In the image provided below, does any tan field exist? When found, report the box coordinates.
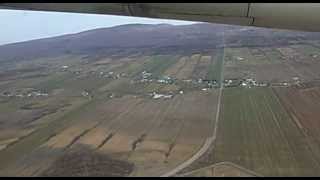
[176,55,200,80]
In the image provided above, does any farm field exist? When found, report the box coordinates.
[3,45,320,176]
[273,82,320,166]
[3,22,320,177]
[0,51,221,176]
[183,87,320,176]
[0,89,219,177]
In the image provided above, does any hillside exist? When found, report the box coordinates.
[1,23,320,63]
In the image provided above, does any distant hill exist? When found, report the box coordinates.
[1,23,320,62]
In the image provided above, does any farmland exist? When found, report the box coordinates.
[273,83,320,167]
[181,87,320,176]
[0,51,221,176]
[214,87,320,176]
[2,23,320,177]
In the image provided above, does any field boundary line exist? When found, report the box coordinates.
[178,161,263,177]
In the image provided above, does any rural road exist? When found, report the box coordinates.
[160,32,225,177]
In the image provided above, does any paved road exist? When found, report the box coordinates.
[160,32,225,177]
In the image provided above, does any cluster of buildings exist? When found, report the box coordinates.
[157,76,174,84]
[142,71,152,79]
[239,78,268,88]
[63,64,128,80]
[138,71,175,85]
[223,78,268,88]
[182,78,219,89]
[201,79,218,88]
[139,71,153,83]
[101,71,128,79]
[1,88,49,98]
[270,77,301,87]
[27,91,49,97]
[221,77,302,88]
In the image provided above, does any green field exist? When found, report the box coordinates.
[213,87,320,176]
[207,49,224,86]
[143,55,179,78]
[0,98,96,171]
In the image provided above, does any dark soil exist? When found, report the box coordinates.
[40,146,134,177]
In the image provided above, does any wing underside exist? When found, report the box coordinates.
[1,3,320,32]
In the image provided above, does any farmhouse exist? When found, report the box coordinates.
[241,82,248,87]
[224,79,233,86]
[151,92,173,99]
[16,94,24,98]
[292,76,299,81]
[236,56,244,60]
[81,91,89,97]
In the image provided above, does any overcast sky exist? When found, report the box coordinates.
[0,9,195,46]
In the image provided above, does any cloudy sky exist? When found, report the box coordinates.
[0,9,195,46]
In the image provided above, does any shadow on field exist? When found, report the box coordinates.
[40,144,134,177]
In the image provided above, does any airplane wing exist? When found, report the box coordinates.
[1,3,320,32]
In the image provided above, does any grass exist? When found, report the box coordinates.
[264,48,285,62]
[0,96,106,172]
[34,72,75,91]
[0,53,212,176]
[213,87,320,176]
[291,44,320,57]
[207,49,224,86]
[143,55,179,78]
[120,60,148,78]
